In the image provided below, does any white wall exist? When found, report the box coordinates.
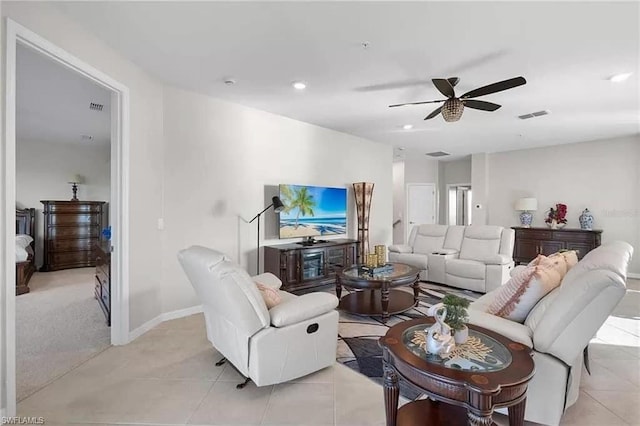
[485,135,640,274]
[438,157,472,223]
[471,153,489,225]
[1,2,165,333]
[16,139,110,267]
[392,162,405,244]
[160,86,393,313]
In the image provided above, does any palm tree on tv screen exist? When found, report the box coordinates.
[284,186,316,229]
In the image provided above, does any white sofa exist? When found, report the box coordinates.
[468,241,633,425]
[178,245,339,387]
[388,224,515,293]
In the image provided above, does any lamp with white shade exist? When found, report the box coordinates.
[68,174,84,201]
[514,197,537,227]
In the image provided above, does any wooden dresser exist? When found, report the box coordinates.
[95,242,111,326]
[264,239,358,292]
[40,200,106,272]
[512,227,602,264]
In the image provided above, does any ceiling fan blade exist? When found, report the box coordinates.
[460,76,527,99]
[424,106,443,120]
[447,77,460,87]
[463,99,502,111]
[432,78,455,98]
[388,99,446,108]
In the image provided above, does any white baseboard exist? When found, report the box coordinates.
[628,273,640,280]
[128,305,203,342]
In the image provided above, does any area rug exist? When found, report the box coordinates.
[335,282,481,399]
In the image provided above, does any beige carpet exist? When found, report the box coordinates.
[16,267,111,401]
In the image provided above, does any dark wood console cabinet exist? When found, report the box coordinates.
[95,242,111,326]
[41,200,106,271]
[264,239,358,292]
[512,227,602,265]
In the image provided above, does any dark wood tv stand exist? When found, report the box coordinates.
[264,239,358,292]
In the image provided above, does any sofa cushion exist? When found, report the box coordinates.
[524,287,561,331]
[468,309,533,348]
[269,292,338,327]
[459,226,503,261]
[446,259,486,279]
[412,224,448,255]
[486,261,563,323]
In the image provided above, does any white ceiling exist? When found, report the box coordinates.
[17,43,111,146]
[54,1,639,158]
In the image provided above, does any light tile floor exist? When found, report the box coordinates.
[18,279,640,425]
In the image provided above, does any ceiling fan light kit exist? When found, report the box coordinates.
[442,98,464,122]
[389,76,527,123]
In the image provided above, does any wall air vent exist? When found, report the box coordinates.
[426,151,450,157]
[518,110,550,120]
[89,102,104,111]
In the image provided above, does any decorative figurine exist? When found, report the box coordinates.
[425,303,456,356]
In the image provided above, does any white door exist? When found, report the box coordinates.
[406,183,436,242]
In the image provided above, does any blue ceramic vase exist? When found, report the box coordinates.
[579,209,594,230]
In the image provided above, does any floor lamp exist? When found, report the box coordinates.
[250,196,285,275]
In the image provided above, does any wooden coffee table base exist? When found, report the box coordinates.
[396,399,497,426]
[338,289,417,323]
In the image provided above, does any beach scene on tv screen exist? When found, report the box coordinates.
[279,185,347,238]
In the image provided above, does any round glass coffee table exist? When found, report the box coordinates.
[336,263,421,323]
[379,318,535,426]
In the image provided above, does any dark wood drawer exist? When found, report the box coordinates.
[47,214,101,226]
[515,229,552,240]
[47,250,95,270]
[49,238,99,252]
[49,226,100,239]
[45,202,104,213]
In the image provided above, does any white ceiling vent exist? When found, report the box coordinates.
[426,151,450,157]
[518,110,550,120]
[89,102,104,111]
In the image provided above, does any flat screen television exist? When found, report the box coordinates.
[278,184,347,239]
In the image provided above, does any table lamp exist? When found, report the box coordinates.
[514,197,537,227]
[68,174,84,201]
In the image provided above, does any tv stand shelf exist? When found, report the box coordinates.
[264,239,358,292]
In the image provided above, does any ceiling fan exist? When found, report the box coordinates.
[389,76,527,122]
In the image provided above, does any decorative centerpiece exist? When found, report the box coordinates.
[442,294,470,344]
[425,303,455,356]
[579,208,594,230]
[545,203,568,229]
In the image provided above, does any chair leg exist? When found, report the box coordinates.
[215,357,226,367]
[237,377,251,389]
[583,346,591,375]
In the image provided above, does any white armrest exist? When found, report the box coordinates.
[388,244,412,254]
[468,310,533,348]
[269,293,338,328]
[252,272,282,290]
[481,254,512,265]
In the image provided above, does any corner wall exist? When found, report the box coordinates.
[160,86,393,313]
[475,135,640,274]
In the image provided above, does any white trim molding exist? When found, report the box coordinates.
[3,18,131,415]
[129,306,204,342]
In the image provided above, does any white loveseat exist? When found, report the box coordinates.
[468,241,633,425]
[178,245,339,387]
[388,224,515,293]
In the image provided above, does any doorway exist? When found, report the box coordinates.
[447,184,472,226]
[3,19,130,415]
[405,183,436,241]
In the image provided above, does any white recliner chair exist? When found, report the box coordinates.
[178,245,339,387]
[468,241,633,425]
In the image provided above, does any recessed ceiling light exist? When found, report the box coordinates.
[223,78,237,85]
[609,72,632,83]
[402,124,413,130]
[398,147,406,151]
[292,81,307,90]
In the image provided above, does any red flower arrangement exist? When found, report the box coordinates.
[545,203,568,224]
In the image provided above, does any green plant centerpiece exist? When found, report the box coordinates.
[442,294,470,344]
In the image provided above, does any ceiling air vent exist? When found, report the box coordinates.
[518,110,550,120]
[426,151,450,158]
[89,102,104,111]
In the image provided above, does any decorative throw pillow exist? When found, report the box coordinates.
[549,250,579,270]
[255,281,281,309]
[486,261,563,323]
